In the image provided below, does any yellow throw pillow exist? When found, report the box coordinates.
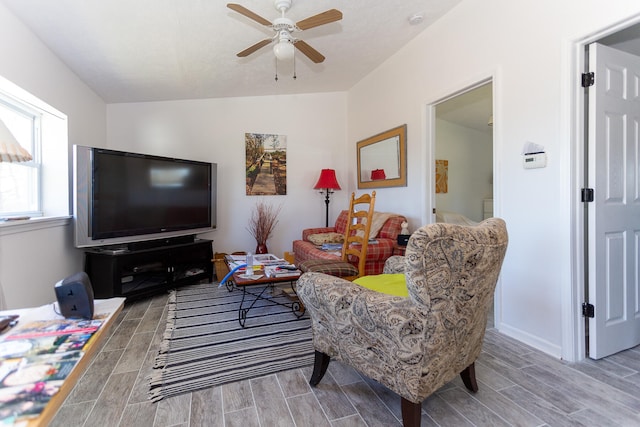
[307,232,344,246]
[353,274,408,297]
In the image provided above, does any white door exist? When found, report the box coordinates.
[587,43,640,359]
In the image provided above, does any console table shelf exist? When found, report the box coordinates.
[84,239,213,299]
[0,298,125,426]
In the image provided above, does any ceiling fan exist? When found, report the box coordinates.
[227,0,343,64]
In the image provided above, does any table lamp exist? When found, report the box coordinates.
[313,169,341,227]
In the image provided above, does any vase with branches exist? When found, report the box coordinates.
[247,200,282,254]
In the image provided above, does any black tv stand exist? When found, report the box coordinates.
[127,235,195,251]
[84,238,213,299]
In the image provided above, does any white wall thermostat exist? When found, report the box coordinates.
[523,152,547,169]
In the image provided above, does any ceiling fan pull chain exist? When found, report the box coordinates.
[293,54,297,80]
[275,59,279,82]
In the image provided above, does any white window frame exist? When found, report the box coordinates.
[0,95,42,217]
[0,75,69,229]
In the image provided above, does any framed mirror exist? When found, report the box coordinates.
[357,124,407,189]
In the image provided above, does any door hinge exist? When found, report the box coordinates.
[582,302,595,318]
[581,188,594,202]
[582,72,595,87]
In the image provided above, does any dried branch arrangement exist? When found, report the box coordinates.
[247,201,282,244]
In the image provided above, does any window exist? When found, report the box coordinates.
[0,97,41,216]
[0,75,68,221]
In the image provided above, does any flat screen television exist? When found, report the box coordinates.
[73,145,217,248]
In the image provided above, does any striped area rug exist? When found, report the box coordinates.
[149,282,313,401]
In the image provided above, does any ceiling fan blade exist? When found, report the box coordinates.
[237,39,272,57]
[227,3,272,27]
[296,9,342,31]
[294,40,325,63]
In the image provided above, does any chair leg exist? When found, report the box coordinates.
[460,362,478,392]
[401,397,422,427]
[309,351,331,386]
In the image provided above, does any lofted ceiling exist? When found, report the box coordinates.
[1,0,463,104]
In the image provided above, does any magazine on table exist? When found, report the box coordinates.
[252,254,289,266]
[264,265,301,278]
[227,253,289,271]
[0,316,106,423]
[4,315,106,341]
[0,379,64,424]
[0,332,95,359]
[0,351,83,389]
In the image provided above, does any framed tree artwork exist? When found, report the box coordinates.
[245,133,287,195]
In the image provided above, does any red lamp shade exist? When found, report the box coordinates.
[313,169,341,190]
[371,169,386,180]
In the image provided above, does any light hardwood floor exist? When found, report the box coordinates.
[51,291,640,427]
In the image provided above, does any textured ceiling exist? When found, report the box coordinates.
[1,0,463,103]
[437,83,493,134]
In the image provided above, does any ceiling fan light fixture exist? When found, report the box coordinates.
[273,31,295,61]
[273,40,294,61]
[229,2,341,64]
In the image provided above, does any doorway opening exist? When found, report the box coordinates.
[434,83,493,223]
[433,81,494,323]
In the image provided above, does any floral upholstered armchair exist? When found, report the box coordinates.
[296,218,508,427]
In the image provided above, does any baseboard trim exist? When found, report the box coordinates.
[495,322,562,359]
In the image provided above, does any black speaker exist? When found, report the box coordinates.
[54,272,95,320]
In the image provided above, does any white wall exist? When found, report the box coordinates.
[0,0,347,308]
[3,0,640,361]
[435,119,493,222]
[0,5,106,308]
[347,0,640,359]
[106,93,348,258]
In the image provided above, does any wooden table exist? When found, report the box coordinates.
[224,262,304,328]
[0,298,125,426]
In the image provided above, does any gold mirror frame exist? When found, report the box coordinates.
[357,124,407,189]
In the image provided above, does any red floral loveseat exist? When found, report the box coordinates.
[292,210,407,276]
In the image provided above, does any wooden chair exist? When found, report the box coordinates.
[298,191,376,281]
